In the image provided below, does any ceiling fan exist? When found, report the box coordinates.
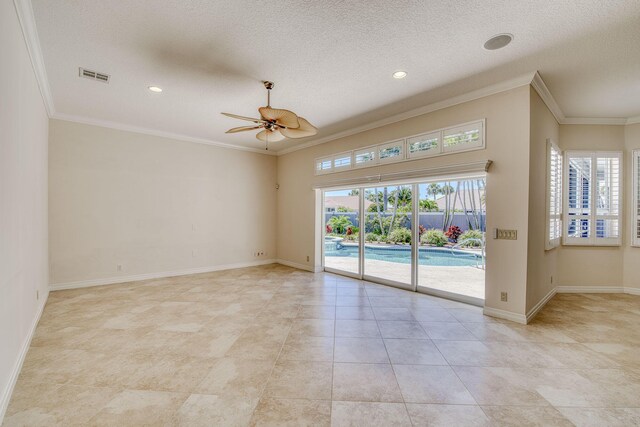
[222,81,318,150]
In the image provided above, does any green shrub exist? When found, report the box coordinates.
[327,216,353,234]
[365,232,380,242]
[421,229,447,247]
[344,232,359,241]
[387,227,412,244]
[419,199,439,212]
[459,230,484,247]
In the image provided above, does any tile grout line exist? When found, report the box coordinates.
[245,275,294,423]
[330,278,338,422]
[364,282,416,426]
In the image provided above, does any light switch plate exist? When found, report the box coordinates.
[495,229,517,240]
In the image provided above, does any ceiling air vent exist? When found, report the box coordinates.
[79,67,110,83]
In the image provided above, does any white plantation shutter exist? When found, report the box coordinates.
[546,140,562,249]
[564,151,622,246]
[633,150,640,247]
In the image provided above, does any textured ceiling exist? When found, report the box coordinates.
[32,0,640,152]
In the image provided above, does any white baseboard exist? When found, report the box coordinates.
[526,287,557,324]
[555,285,625,293]
[521,285,640,325]
[483,307,527,325]
[49,259,277,291]
[275,259,320,273]
[0,294,47,423]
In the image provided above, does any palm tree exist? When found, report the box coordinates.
[427,183,442,201]
[389,187,412,207]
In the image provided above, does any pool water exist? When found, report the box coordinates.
[325,244,483,267]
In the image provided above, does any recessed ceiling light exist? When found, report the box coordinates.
[148,86,163,93]
[392,71,407,79]
[483,33,513,50]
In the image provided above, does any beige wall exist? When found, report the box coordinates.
[49,120,277,286]
[526,88,559,313]
[623,123,640,290]
[557,124,626,287]
[278,86,532,317]
[0,1,50,419]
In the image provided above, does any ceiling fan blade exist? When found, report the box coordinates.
[221,112,266,124]
[279,117,318,139]
[226,125,262,134]
[258,107,300,129]
[256,128,285,142]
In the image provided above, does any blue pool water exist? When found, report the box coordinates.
[325,243,483,267]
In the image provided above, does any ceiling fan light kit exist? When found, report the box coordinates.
[222,81,318,150]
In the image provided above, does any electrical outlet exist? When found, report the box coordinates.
[36,290,39,300]
[495,229,517,240]
[306,255,310,262]
[501,292,508,302]
[117,264,122,271]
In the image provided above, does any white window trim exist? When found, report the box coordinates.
[332,151,353,171]
[314,119,485,175]
[406,130,441,160]
[633,149,640,247]
[545,139,562,250]
[378,139,404,164]
[315,156,333,175]
[442,121,485,153]
[353,147,377,168]
[563,150,622,246]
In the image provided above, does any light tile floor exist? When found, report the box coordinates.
[3,264,640,426]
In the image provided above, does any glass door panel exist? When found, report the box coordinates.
[323,189,360,275]
[363,185,413,287]
[416,178,486,301]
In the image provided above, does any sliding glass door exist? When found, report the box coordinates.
[323,189,360,276]
[322,176,486,304]
[362,185,413,289]
[416,179,486,302]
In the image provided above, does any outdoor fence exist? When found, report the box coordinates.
[325,212,486,233]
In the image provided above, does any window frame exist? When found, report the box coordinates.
[406,130,441,159]
[315,157,333,175]
[332,151,353,171]
[442,121,485,154]
[377,140,404,164]
[353,147,377,168]
[545,139,562,250]
[563,150,622,246]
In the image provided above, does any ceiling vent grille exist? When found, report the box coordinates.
[79,67,110,83]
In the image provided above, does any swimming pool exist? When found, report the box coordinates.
[324,242,483,267]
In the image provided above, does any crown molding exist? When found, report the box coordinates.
[13,0,55,117]
[277,71,538,156]
[52,113,277,156]
[531,71,565,124]
[627,116,640,125]
[561,117,628,125]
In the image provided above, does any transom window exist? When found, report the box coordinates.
[314,119,485,175]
